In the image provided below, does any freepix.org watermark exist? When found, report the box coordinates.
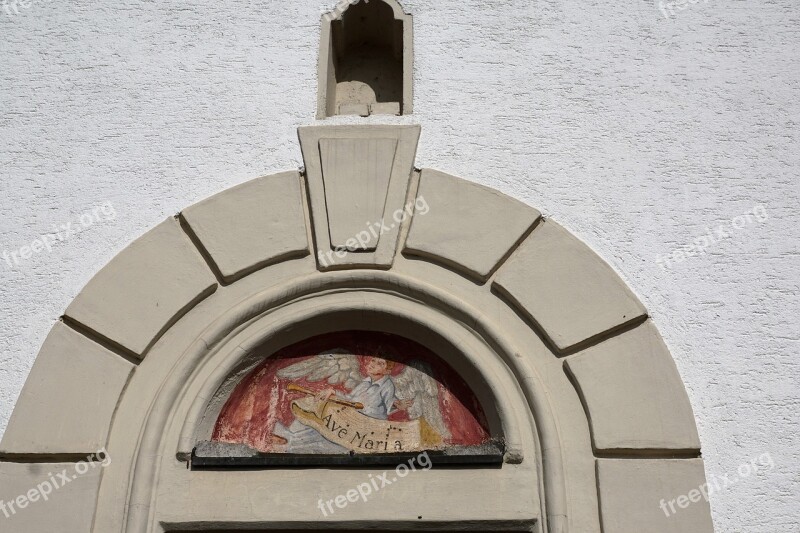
[0,448,112,520]
[656,204,768,270]
[659,452,774,517]
[318,196,429,267]
[317,451,432,517]
[2,201,117,270]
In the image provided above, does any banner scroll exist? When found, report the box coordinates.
[291,397,444,453]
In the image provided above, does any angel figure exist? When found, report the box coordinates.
[271,349,451,453]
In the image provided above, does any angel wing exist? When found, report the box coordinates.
[276,349,362,390]
[393,361,451,440]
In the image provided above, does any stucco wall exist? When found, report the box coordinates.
[0,0,797,531]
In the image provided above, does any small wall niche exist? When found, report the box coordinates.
[318,0,413,118]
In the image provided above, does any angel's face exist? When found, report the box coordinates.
[365,357,389,379]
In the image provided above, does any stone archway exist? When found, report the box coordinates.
[0,125,714,533]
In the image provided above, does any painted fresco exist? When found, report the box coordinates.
[212,331,491,454]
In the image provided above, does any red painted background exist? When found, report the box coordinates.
[212,331,491,452]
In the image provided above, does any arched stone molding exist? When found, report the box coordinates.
[0,125,713,533]
[113,291,543,531]
[176,296,527,459]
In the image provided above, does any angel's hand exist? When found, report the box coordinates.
[315,388,337,402]
[393,398,414,410]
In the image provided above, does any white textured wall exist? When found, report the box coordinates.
[1,0,797,531]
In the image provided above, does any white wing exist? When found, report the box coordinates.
[394,361,451,440]
[276,349,362,390]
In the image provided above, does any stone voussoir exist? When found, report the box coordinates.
[0,321,133,455]
[404,169,540,281]
[597,458,714,533]
[493,220,647,352]
[0,461,104,532]
[181,171,310,282]
[64,217,218,357]
[566,320,701,451]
